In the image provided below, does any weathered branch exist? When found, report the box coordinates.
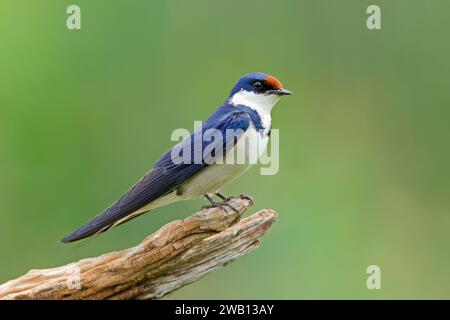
[0,198,278,300]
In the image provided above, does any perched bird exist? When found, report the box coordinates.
[60,73,291,243]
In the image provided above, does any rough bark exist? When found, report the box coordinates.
[0,197,277,300]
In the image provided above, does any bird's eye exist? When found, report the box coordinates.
[253,81,263,89]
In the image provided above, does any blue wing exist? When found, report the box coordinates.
[60,108,252,243]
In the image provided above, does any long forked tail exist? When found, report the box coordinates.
[59,166,187,243]
[60,209,148,243]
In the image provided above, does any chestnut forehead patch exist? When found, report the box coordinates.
[264,76,283,90]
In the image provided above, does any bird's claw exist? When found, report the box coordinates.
[222,202,240,214]
[203,193,248,214]
[239,194,254,205]
[202,202,239,214]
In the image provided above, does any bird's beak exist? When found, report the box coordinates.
[267,88,292,96]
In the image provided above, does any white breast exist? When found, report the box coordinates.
[229,89,279,136]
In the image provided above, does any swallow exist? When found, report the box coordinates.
[60,73,291,243]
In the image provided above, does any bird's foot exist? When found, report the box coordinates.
[201,201,220,210]
[203,194,240,214]
[216,192,253,206]
[201,202,239,214]
[215,192,242,213]
[239,194,254,206]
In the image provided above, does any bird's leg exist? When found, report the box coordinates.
[215,192,241,213]
[239,194,254,206]
[202,194,220,209]
[215,192,231,202]
[202,194,239,214]
[216,192,253,206]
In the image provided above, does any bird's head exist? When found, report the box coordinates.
[228,73,292,113]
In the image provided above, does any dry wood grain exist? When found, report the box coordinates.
[0,197,278,300]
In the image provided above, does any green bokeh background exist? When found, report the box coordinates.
[1,0,449,299]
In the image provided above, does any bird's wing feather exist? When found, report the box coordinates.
[60,110,252,243]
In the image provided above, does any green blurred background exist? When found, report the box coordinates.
[1,0,449,299]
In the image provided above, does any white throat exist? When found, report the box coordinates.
[229,90,279,129]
